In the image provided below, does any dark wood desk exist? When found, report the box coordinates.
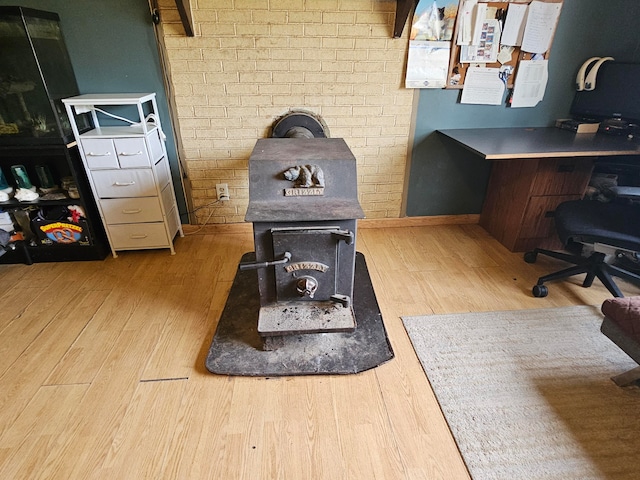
[438,128,640,252]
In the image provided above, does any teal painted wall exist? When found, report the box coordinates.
[406,0,640,216]
[0,0,188,221]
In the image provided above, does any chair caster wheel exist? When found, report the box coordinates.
[524,251,537,263]
[532,285,548,297]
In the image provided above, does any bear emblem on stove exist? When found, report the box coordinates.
[283,164,325,188]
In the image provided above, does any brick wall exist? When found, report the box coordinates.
[156,0,414,224]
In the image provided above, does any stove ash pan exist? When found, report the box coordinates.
[241,138,365,337]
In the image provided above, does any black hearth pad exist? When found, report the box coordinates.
[205,252,394,376]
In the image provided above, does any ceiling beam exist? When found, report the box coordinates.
[175,0,194,37]
[394,0,418,38]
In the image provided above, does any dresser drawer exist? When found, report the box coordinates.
[519,194,582,239]
[81,138,118,169]
[101,197,163,224]
[114,137,151,168]
[148,129,164,163]
[156,157,171,188]
[167,205,180,238]
[81,137,153,169]
[160,182,175,212]
[92,169,157,198]
[108,223,169,249]
[530,158,594,196]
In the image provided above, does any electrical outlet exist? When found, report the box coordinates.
[216,183,230,201]
[74,105,92,114]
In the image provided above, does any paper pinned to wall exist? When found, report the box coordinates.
[460,67,505,105]
[406,1,459,88]
[470,2,488,46]
[460,19,501,63]
[510,60,548,108]
[406,41,451,88]
[501,3,528,47]
[521,1,562,54]
[456,0,478,45]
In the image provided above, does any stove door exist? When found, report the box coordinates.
[271,226,350,303]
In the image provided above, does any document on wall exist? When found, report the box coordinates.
[405,41,451,88]
[521,1,562,54]
[470,2,488,46]
[460,19,501,63]
[460,67,505,105]
[510,60,548,108]
[406,1,458,88]
[501,3,528,47]
[456,0,478,45]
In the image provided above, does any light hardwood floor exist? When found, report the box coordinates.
[1,223,638,479]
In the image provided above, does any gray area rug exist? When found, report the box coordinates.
[403,305,640,480]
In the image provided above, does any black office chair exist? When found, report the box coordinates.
[524,198,640,298]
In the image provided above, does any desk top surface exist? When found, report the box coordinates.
[437,127,640,160]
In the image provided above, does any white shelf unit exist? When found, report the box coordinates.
[62,93,184,257]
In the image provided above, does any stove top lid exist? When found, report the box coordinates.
[245,138,365,222]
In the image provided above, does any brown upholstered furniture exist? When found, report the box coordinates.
[601,296,640,386]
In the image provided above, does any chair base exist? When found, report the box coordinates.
[524,248,640,298]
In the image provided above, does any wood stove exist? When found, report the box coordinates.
[205,135,393,375]
[241,138,365,344]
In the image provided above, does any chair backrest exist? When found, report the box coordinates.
[554,199,640,252]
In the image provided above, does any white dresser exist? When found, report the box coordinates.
[62,93,183,257]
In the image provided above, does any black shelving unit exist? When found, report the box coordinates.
[0,143,109,263]
[0,6,109,263]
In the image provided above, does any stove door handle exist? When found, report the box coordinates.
[331,230,354,245]
[239,251,292,271]
[330,294,351,308]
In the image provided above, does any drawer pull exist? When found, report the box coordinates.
[557,164,575,173]
[87,151,111,156]
[122,209,142,214]
[114,181,136,186]
[119,151,143,156]
[129,234,149,239]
